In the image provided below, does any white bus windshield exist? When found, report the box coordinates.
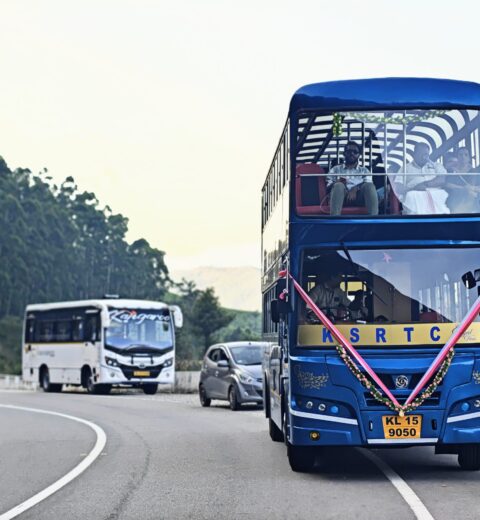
[106,308,173,354]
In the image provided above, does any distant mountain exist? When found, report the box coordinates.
[170,266,261,312]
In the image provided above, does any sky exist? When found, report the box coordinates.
[1,0,479,270]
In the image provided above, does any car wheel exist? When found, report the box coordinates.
[458,444,480,470]
[199,385,211,407]
[287,443,316,472]
[142,384,158,395]
[229,385,240,411]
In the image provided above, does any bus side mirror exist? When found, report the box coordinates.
[462,272,477,289]
[271,299,291,324]
[169,305,183,328]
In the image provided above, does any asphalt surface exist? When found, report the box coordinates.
[0,389,479,520]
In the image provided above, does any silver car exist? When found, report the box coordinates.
[199,341,267,410]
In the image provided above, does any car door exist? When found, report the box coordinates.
[216,347,232,399]
[203,348,219,397]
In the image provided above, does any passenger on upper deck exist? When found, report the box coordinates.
[394,142,449,214]
[445,147,480,213]
[327,141,379,216]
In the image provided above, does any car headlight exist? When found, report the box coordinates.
[105,356,119,367]
[238,371,253,384]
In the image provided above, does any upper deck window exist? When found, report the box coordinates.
[295,109,480,217]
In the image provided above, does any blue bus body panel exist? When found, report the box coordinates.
[288,352,480,447]
[289,77,480,115]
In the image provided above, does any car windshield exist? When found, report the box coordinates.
[298,247,480,347]
[106,308,173,353]
[229,346,263,365]
[295,108,480,217]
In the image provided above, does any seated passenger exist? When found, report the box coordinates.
[394,142,449,214]
[327,141,379,216]
[445,147,480,213]
[307,273,367,323]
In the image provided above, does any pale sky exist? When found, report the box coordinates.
[1,0,478,270]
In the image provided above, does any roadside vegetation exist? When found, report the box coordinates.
[0,157,260,374]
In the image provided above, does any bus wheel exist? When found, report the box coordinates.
[199,385,211,407]
[84,369,100,395]
[287,443,315,472]
[269,418,284,442]
[40,368,62,393]
[458,445,480,470]
[142,384,158,395]
[229,385,240,411]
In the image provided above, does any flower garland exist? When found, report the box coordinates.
[332,113,344,136]
[340,109,446,126]
[336,344,455,415]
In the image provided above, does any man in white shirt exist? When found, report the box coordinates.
[327,141,379,215]
[394,142,449,214]
[403,142,446,189]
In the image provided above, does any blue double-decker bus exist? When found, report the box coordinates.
[262,78,480,472]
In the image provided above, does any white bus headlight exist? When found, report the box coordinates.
[163,358,173,368]
[105,356,119,367]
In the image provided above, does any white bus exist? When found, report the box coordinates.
[22,298,183,395]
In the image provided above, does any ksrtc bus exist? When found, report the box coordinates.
[22,299,183,394]
[261,78,480,471]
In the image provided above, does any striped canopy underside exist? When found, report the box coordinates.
[296,110,480,172]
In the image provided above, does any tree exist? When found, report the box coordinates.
[190,288,234,351]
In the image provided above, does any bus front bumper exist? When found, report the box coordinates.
[289,407,480,447]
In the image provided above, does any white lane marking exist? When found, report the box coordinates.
[0,404,107,520]
[359,449,435,520]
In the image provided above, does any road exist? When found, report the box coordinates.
[0,389,479,520]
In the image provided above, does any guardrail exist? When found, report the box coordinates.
[0,374,37,390]
[0,371,200,393]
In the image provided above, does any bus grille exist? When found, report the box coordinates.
[364,391,441,408]
[118,363,163,380]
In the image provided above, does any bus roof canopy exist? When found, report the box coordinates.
[289,77,480,115]
[26,299,169,313]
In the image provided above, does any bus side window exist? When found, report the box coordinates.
[38,321,54,342]
[56,320,72,342]
[25,318,35,342]
[72,318,84,342]
[85,315,100,342]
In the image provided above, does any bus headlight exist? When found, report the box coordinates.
[105,356,119,367]
[163,358,173,368]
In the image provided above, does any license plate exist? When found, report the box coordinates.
[133,370,150,377]
[382,414,422,439]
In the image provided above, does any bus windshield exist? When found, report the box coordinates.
[106,308,173,353]
[298,247,480,346]
[295,108,480,217]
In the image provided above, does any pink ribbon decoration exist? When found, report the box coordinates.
[280,270,480,413]
[404,295,480,406]
[279,270,402,410]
